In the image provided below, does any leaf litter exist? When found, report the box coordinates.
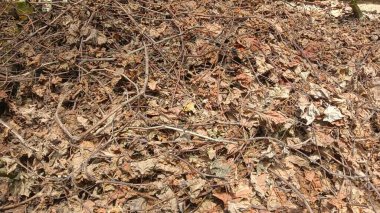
[0,0,380,212]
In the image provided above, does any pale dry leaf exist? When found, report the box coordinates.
[227,199,251,213]
[1,157,18,174]
[256,54,274,74]
[157,160,183,174]
[207,148,216,160]
[148,23,168,38]
[309,83,330,100]
[323,105,344,123]
[126,198,147,212]
[156,187,178,212]
[314,131,335,147]
[96,32,108,45]
[17,176,34,197]
[301,103,320,125]
[82,200,95,213]
[210,159,232,178]
[130,158,157,176]
[285,155,309,168]
[263,111,289,124]
[267,189,282,211]
[250,173,268,198]
[148,80,158,90]
[195,200,218,213]
[188,178,206,198]
[19,43,35,57]
[204,23,223,37]
[233,181,253,199]
[77,115,89,128]
[269,86,290,99]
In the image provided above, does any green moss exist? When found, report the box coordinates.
[17,2,34,18]
[349,0,364,19]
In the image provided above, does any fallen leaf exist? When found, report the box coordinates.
[269,86,290,99]
[213,192,233,205]
[301,103,320,125]
[250,173,268,198]
[183,101,196,113]
[148,80,158,90]
[256,54,274,74]
[263,111,289,124]
[323,105,344,123]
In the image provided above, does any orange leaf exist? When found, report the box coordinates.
[213,192,233,205]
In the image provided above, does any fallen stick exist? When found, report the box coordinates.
[0,118,39,152]
[54,93,80,142]
[77,43,150,141]
[78,26,200,63]
[0,187,45,211]
[269,168,314,213]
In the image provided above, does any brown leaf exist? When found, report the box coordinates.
[213,192,233,205]
[263,111,289,124]
[148,80,158,90]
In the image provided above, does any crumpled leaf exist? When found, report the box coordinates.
[213,192,233,206]
[0,157,18,175]
[269,86,290,99]
[210,159,232,178]
[188,178,206,198]
[156,187,178,212]
[323,105,344,123]
[227,199,251,213]
[250,173,268,198]
[309,83,330,100]
[256,54,274,74]
[183,101,196,113]
[301,103,320,125]
[130,158,157,176]
[233,181,253,199]
[262,111,289,124]
[126,198,147,212]
[195,200,218,213]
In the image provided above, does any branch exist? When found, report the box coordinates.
[78,43,150,140]
[0,118,39,152]
[269,169,314,213]
[54,93,80,142]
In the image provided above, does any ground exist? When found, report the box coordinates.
[0,0,380,212]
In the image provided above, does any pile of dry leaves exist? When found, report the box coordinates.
[1,0,380,212]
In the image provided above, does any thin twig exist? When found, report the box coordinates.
[78,43,150,140]
[0,118,39,152]
[54,93,80,142]
[269,168,314,213]
[126,125,237,144]
[0,0,85,63]
[0,187,45,211]
[245,137,368,180]
[78,26,200,63]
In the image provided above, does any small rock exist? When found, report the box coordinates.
[370,35,379,41]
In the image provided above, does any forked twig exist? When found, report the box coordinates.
[269,168,314,213]
[77,43,150,140]
[78,27,200,63]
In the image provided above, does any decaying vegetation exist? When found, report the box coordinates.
[0,0,379,212]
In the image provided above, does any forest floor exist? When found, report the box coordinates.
[0,0,380,212]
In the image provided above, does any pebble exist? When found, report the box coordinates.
[371,35,379,41]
